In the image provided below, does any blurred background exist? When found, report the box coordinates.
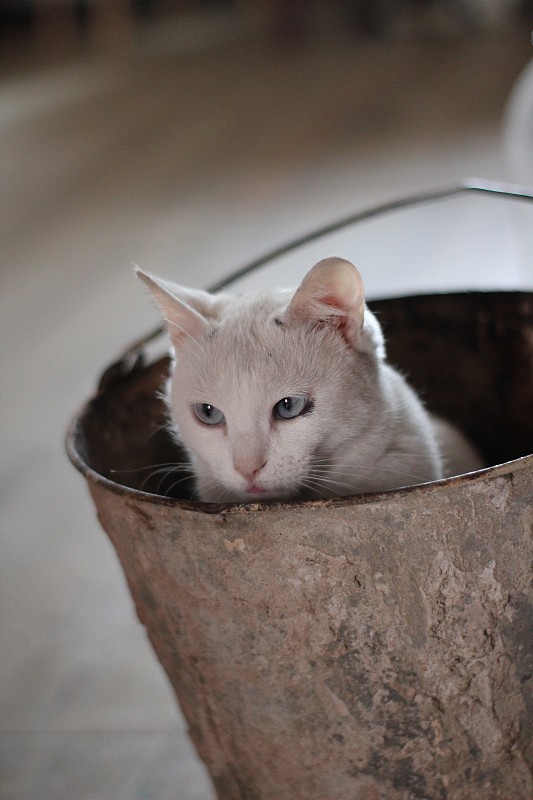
[1,1,532,798]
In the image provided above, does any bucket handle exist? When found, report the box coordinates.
[97,179,533,394]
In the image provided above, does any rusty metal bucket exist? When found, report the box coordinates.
[67,183,533,800]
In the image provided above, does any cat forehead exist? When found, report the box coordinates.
[206,290,291,342]
[205,304,300,375]
[181,314,347,405]
[219,288,292,321]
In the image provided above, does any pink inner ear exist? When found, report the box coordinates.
[287,258,365,329]
[321,293,346,310]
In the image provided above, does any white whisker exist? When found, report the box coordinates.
[310,465,428,481]
[306,475,359,492]
[109,461,183,475]
[298,480,324,498]
[146,467,188,492]
[144,421,172,442]
[164,473,196,495]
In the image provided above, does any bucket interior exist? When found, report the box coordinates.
[73,292,533,501]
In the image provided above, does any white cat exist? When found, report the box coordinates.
[138,258,482,503]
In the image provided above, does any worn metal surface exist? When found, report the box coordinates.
[67,291,533,800]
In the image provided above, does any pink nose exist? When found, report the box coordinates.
[234,461,267,483]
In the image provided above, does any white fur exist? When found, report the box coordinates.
[138,259,483,503]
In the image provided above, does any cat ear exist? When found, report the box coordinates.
[285,257,365,346]
[136,268,219,351]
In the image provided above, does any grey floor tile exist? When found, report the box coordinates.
[0,731,214,800]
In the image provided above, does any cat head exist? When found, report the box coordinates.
[138,258,385,502]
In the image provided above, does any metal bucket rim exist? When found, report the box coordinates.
[66,408,533,515]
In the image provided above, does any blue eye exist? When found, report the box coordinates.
[273,395,311,420]
[193,403,225,426]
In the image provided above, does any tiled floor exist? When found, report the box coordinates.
[1,6,532,799]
